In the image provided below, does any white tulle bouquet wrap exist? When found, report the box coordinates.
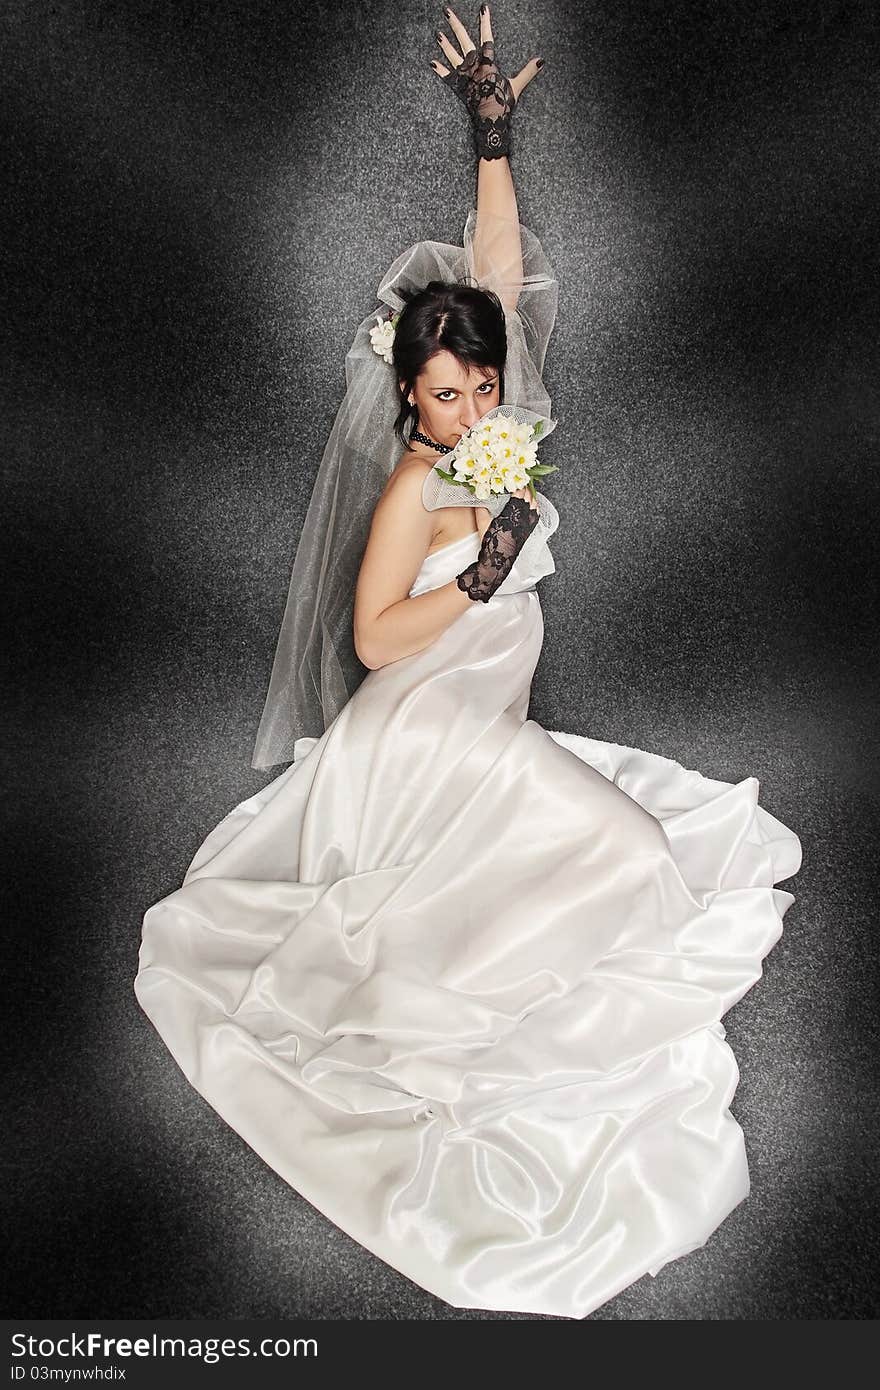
[433,407,558,502]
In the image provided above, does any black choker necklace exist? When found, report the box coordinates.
[410,428,450,454]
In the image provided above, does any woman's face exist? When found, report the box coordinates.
[402,350,501,449]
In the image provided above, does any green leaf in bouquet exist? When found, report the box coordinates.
[528,463,558,478]
[433,466,467,487]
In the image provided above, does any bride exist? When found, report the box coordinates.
[134,5,802,1320]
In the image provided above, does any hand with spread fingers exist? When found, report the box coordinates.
[431,4,545,161]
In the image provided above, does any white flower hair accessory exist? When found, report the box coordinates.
[369,310,400,364]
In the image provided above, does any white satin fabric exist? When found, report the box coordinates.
[134,527,802,1319]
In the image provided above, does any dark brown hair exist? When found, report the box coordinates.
[391,281,508,448]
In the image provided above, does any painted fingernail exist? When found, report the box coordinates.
[536,58,545,68]
[436,30,444,41]
[444,6,452,15]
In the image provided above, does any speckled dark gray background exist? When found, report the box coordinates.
[3,0,878,1321]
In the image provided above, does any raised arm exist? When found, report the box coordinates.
[432,4,545,313]
[473,162,521,310]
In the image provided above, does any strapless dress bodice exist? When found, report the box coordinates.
[409,525,557,598]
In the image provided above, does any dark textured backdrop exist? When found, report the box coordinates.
[3,0,878,1320]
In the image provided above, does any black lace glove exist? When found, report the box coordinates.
[456,493,539,602]
[441,38,517,161]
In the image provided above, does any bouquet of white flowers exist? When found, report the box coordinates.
[433,407,558,503]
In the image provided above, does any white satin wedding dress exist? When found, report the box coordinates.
[134,515,802,1319]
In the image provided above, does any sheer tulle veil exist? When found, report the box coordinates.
[250,207,559,771]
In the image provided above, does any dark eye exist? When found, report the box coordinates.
[436,381,497,402]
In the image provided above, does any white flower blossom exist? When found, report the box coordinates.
[432,407,556,505]
[369,314,396,364]
[443,416,537,495]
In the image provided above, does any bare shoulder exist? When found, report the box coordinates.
[366,454,434,548]
[374,452,433,517]
[384,452,434,493]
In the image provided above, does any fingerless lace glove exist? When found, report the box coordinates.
[456,494,539,602]
[441,38,517,161]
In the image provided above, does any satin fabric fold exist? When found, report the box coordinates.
[135,532,801,1319]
